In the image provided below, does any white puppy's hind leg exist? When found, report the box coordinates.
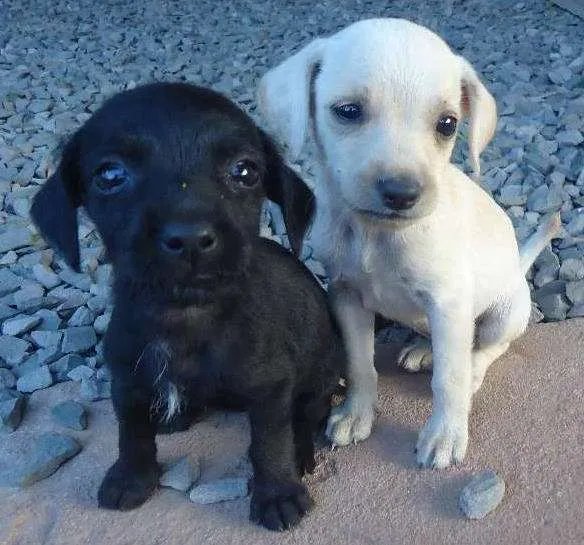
[326,286,377,447]
[397,335,433,372]
[472,281,532,392]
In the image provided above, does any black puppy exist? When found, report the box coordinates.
[30,83,345,531]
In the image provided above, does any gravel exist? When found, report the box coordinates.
[51,400,88,430]
[0,432,82,487]
[459,469,506,519]
[189,478,249,504]
[160,455,201,492]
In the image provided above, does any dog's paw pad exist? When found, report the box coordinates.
[250,483,312,531]
[397,338,433,373]
[98,460,160,510]
[415,415,468,469]
[325,402,374,447]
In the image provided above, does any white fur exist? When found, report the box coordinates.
[259,18,561,468]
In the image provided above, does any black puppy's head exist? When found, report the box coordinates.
[31,83,313,307]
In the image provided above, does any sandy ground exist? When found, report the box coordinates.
[1,318,583,545]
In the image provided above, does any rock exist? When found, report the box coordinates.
[61,326,98,353]
[50,354,87,382]
[536,293,570,321]
[0,269,21,297]
[0,226,35,253]
[13,283,45,310]
[556,130,583,146]
[17,296,61,314]
[58,269,92,292]
[93,312,111,335]
[568,303,584,318]
[0,433,82,487]
[498,184,527,206]
[68,307,94,327]
[51,400,88,430]
[87,296,108,314]
[66,365,95,382]
[34,308,61,330]
[559,259,584,281]
[566,281,584,304]
[459,469,505,519]
[0,368,17,389]
[0,336,31,365]
[30,330,63,348]
[189,478,249,504]
[32,263,61,289]
[80,376,111,401]
[565,211,584,236]
[1,315,42,336]
[160,455,201,492]
[0,304,19,323]
[0,396,26,432]
[34,345,62,367]
[16,365,53,393]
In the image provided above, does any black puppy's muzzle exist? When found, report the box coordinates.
[158,221,221,260]
[377,176,421,211]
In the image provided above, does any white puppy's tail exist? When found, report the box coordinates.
[519,212,562,276]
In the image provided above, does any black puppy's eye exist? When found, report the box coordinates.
[332,102,363,122]
[92,163,131,194]
[436,115,458,138]
[228,160,259,188]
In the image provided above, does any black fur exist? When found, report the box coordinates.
[30,83,345,532]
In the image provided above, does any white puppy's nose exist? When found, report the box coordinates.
[377,177,421,211]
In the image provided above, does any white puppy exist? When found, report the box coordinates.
[259,18,560,468]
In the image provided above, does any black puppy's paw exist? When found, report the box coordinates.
[250,481,313,531]
[98,460,160,511]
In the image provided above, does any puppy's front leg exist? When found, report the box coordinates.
[249,387,312,532]
[326,284,376,446]
[416,297,473,469]
[98,379,160,510]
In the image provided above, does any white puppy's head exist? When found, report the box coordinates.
[259,18,497,221]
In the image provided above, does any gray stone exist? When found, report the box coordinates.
[0,269,21,297]
[57,292,91,312]
[0,336,31,365]
[566,281,584,305]
[459,469,505,519]
[0,226,35,253]
[0,433,82,487]
[94,312,111,335]
[50,354,86,382]
[1,315,42,336]
[87,296,108,314]
[559,259,584,281]
[61,327,98,353]
[556,130,583,146]
[32,263,61,289]
[536,293,570,321]
[567,303,584,318]
[16,295,60,314]
[51,400,88,430]
[189,478,249,504]
[548,66,572,85]
[58,269,92,291]
[30,330,63,348]
[13,283,45,310]
[16,365,53,393]
[34,345,63,367]
[160,455,201,492]
[0,396,26,432]
[0,368,17,389]
[565,212,584,236]
[67,365,95,382]
[68,307,94,327]
[80,376,111,401]
[0,304,19,323]
[34,309,61,330]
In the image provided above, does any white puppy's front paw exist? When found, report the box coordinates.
[415,413,468,469]
[397,337,433,373]
[325,399,375,447]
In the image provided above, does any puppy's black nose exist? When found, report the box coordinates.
[158,222,219,257]
[377,177,421,211]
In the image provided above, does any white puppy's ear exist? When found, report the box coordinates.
[258,39,326,161]
[458,56,497,179]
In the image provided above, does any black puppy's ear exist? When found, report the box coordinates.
[30,138,82,271]
[262,134,314,256]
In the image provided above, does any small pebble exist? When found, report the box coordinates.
[189,478,249,504]
[459,469,506,519]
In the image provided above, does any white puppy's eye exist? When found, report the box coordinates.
[92,162,132,194]
[436,115,457,138]
[332,103,363,122]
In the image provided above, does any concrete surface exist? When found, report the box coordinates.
[1,319,583,545]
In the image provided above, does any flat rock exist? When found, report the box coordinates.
[61,327,98,353]
[0,395,26,432]
[79,376,111,401]
[0,368,17,389]
[50,354,87,382]
[0,269,21,297]
[0,432,81,487]
[67,307,94,327]
[559,258,584,281]
[1,315,42,336]
[51,400,87,430]
[0,335,31,365]
[16,365,53,393]
[66,365,94,382]
[459,469,506,519]
[31,330,63,348]
[34,308,61,330]
[188,478,248,504]
[32,263,62,289]
[0,226,35,253]
[160,455,201,492]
